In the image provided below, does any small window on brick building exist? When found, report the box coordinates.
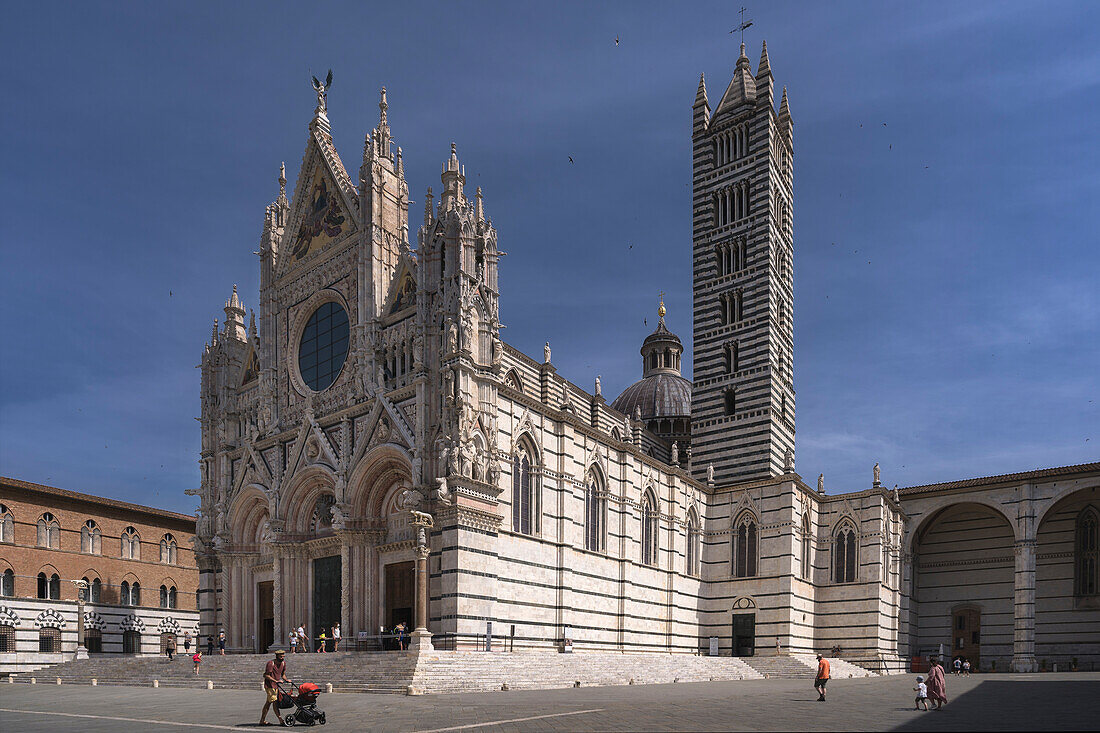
[1,568,13,597]
[0,504,13,543]
[39,627,61,653]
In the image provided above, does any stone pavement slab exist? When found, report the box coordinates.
[1,672,1098,731]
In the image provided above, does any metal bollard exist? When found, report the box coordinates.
[153,680,159,688]
[207,680,214,690]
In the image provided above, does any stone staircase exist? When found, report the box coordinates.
[8,650,763,694]
[740,655,818,679]
[789,654,879,678]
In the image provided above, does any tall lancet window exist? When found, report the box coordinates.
[641,490,659,567]
[801,513,812,580]
[686,509,701,577]
[732,512,758,578]
[1076,507,1099,596]
[512,441,538,536]
[834,522,858,583]
[584,470,606,553]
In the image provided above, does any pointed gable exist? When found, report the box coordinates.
[714,44,757,120]
[240,345,260,386]
[383,254,418,316]
[280,123,360,275]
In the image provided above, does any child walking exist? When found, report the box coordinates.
[914,675,929,710]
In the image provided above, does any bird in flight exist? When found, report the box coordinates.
[568,156,574,164]
[615,35,619,46]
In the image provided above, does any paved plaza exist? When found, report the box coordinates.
[1,672,1098,731]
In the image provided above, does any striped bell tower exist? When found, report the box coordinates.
[690,41,795,486]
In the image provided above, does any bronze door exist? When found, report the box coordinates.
[385,561,415,630]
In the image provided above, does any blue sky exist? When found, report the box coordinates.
[1,1,1097,514]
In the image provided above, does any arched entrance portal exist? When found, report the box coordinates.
[911,503,1014,670]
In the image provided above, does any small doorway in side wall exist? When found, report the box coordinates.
[733,613,756,657]
[952,606,981,670]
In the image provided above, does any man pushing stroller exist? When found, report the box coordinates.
[261,649,292,726]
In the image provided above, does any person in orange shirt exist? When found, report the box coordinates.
[815,654,830,701]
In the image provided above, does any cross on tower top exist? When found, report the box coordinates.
[731,6,754,46]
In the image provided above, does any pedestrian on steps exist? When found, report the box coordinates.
[332,623,341,652]
[316,627,328,653]
[166,636,176,661]
[814,654,830,701]
[289,628,298,653]
[207,636,214,656]
[183,631,192,653]
[218,630,226,656]
[192,651,202,675]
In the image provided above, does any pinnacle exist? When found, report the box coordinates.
[757,40,771,78]
[779,86,791,118]
[694,73,708,106]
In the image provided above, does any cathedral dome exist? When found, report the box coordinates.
[610,371,692,420]
[610,298,691,421]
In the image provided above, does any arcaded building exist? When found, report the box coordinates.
[193,43,1099,672]
[0,477,200,673]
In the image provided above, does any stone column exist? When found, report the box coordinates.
[73,579,88,660]
[1013,485,1038,673]
[409,516,433,651]
[1013,537,1038,672]
[272,548,283,651]
[340,539,351,636]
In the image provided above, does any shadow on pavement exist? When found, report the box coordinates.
[891,680,1100,732]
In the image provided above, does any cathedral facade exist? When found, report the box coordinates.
[193,45,1100,672]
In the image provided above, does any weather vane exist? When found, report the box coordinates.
[731,7,753,45]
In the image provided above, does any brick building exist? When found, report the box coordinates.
[0,477,200,674]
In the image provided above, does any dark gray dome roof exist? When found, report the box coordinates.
[610,372,692,420]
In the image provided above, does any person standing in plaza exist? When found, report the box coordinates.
[926,658,948,709]
[183,631,192,654]
[289,627,298,653]
[259,649,291,727]
[207,635,214,655]
[962,658,971,676]
[953,657,962,675]
[218,630,226,656]
[814,653,830,702]
[332,623,341,652]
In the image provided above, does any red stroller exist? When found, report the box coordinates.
[276,681,326,726]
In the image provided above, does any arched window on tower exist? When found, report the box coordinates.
[724,388,737,416]
[834,522,858,583]
[726,341,739,374]
[1076,506,1099,596]
[584,470,606,553]
[641,490,659,567]
[91,577,102,603]
[731,512,758,578]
